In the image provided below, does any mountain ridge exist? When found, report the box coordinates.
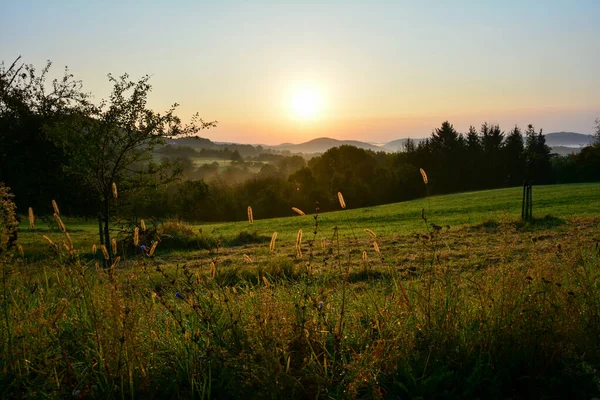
[168,131,594,155]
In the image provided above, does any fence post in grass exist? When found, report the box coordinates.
[522,183,526,220]
[98,213,106,268]
[521,182,533,221]
[528,184,533,221]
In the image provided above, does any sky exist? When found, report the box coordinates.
[1,0,599,145]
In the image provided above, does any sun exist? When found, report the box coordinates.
[289,84,324,121]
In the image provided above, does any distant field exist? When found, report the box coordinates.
[198,182,600,242]
[19,182,600,253]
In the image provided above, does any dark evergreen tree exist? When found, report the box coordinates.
[464,126,482,190]
[481,123,505,188]
[525,124,553,184]
[429,121,462,193]
[503,125,525,186]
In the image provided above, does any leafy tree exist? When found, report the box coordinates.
[59,73,215,264]
[230,149,243,163]
[594,118,600,145]
[0,57,95,214]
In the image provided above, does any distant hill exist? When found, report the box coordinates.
[162,131,595,158]
[382,138,427,152]
[544,132,594,148]
[273,137,383,154]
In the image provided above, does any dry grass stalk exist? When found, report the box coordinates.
[110,256,121,269]
[52,200,60,216]
[269,232,277,252]
[364,228,376,238]
[149,241,158,256]
[92,244,97,255]
[247,206,254,224]
[100,245,110,260]
[65,232,73,250]
[28,207,34,229]
[243,254,253,263]
[420,168,428,185]
[140,219,146,232]
[54,213,66,232]
[373,241,380,253]
[337,192,346,209]
[133,227,139,246]
[42,235,55,247]
[210,261,216,278]
[111,238,117,255]
[292,207,305,216]
[112,182,118,199]
[362,250,367,261]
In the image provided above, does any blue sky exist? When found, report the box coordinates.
[2,0,599,144]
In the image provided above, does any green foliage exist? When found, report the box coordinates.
[0,183,17,254]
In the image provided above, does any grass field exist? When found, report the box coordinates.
[3,183,600,398]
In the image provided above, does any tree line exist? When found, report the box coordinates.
[1,58,599,224]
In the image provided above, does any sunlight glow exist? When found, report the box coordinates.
[289,84,324,121]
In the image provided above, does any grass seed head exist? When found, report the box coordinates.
[140,219,146,232]
[292,207,305,216]
[149,241,158,256]
[133,227,139,246]
[373,241,380,253]
[110,256,121,269]
[210,261,216,278]
[296,244,303,258]
[52,200,60,216]
[243,254,252,263]
[17,244,24,257]
[296,229,303,246]
[337,192,347,209]
[364,228,376,238]
[247,206,254,224]
[270,232,278,252]
[420,168,428,185]
[28,207,35,229]
[111,238,117,255]
[112,182,118,199]
[42,235,55,247]
[92,244,97,255]
[362,250,367,261]
[101,245,110,260]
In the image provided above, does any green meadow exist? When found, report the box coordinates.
[3,183,600,399]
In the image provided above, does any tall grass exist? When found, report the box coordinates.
[1,195,600,398]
